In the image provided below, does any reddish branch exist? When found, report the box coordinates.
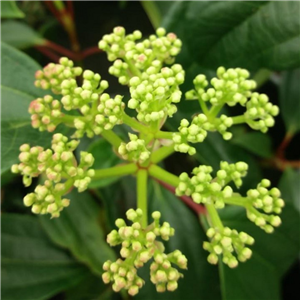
[35,45,60,62]
[156,179,206,216]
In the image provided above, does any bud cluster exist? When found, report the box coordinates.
[244,93,279,133]
[11,134,95,217]
[74,93,125,138]
[29,95,64,132]
[176,161,248,208]
[35,57,82,94]
[102,209,187,295]
[118,133,150,164]
[128,65,184,125]
[203,227,254,268]
[98,26,182,85]
[246,179,284,232]
[186,67,256,107]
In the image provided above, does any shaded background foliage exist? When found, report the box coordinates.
[1,1,300,300]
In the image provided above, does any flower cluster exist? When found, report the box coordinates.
[186,67,256,107]
[203,227,254,268]
[174,67,280,155]
[11,134,95,217]
[244,93,279,133]
[118,133,151,164]
[102,209,187,295]
[128,65,184,125]
[98,27,182,85]
[246,179,284,232]
[176,161,248,208]
[32,57,126,138]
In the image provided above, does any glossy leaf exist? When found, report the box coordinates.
[163,1,300,71]
[1,20,45,49]
[2,214,89,300]
[279,69,300,134]
[231,131,273,158]
[136,181,221,300]
[1,43,60,174]
[39,190,116,277]
[279,168,300,214]
[88,138,123,188]
[1,1,25,18]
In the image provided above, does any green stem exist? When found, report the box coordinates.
[140,0,161,29]
[148,164,180,187]
[151,145,175,164]
[209,104,224,120]
[61,178,74,195]
[101,130,123,148]
[205,203,224,230]
[231,115,246,124]
[155,131,174,140]
[223,196,251,207]
[137,169,148,227]
[123,113,149,134]
[93,163,138,180]
[124,58,142,77]
[198,98,209,115]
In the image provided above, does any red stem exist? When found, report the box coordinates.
[81,46,103,58]
[44,1,65,28]
[35,46,60,62]
[45,40,78,60]
[66,0,74,19]
[156,179,206,216]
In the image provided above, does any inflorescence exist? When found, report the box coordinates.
[102,209,187,295]
[11,25,285,295]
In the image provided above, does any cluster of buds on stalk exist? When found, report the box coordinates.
[204,227,254,268]
[128,65,184,126]
[118,133,150,164]
[246,179,284,232]
[174,67,280,155]
[98,27,182,84]
[176,162,248,208]
[176,161,284,265]
[11,134,95,217]
[102,209,187,295]
[32,57,127,138]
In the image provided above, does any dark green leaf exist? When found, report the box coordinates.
[88,138,123,188]
[1,1,25,18]
[1,43,63,174]
[1,20,45,49]
[231,131,273,158]
[39,190,116,277]
[2,214,89,300]
[279,168,300,214]
[279,69,300,134]
[163,1,300,71]
[136,181,221,300]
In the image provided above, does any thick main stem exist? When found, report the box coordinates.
[137,169,148,227]
[148,164,180,187]
[101,130,123,148]
[205,203,224,230]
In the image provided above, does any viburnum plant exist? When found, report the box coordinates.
[11,27,284,296]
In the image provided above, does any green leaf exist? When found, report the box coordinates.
[1,1,25,18]
[1,20,45,49]
[231,131,273,158]
[279,168,300,214]
[2,214,89,300]
[87,138,123,188]
[163,1,300,71]
[1,43,61,174]
[218,198,300,300]
[279,69,300,134]
[136,181,221,300]
[39,190,116,277]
